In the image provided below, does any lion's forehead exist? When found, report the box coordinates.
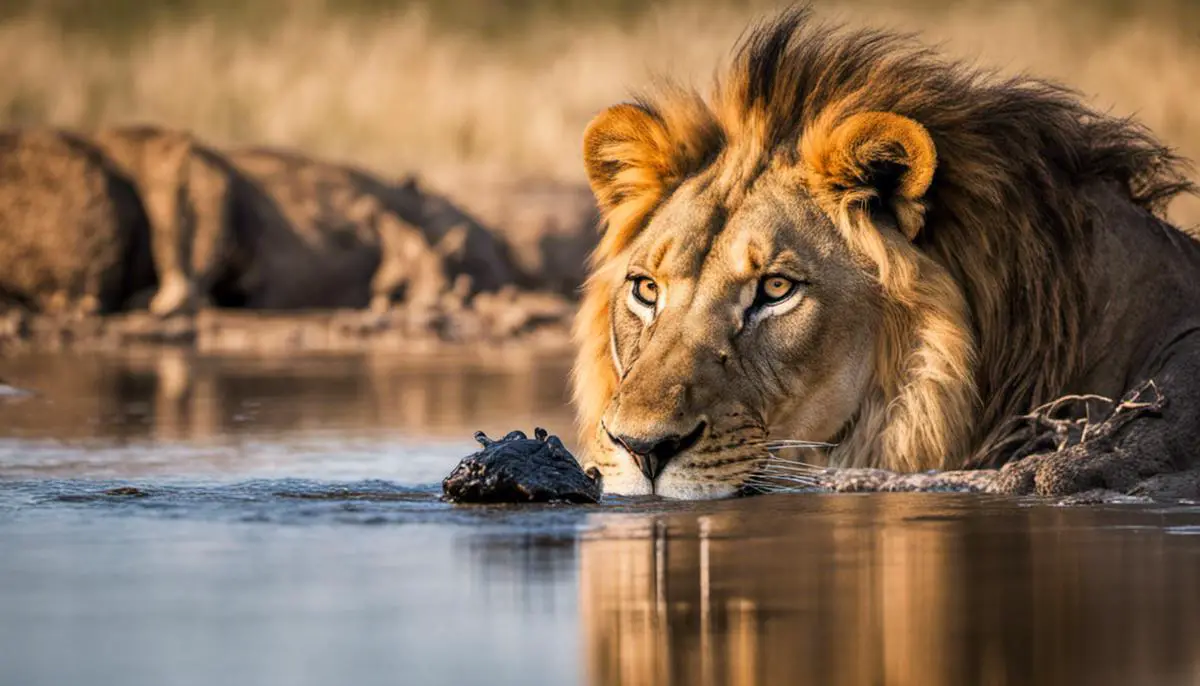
[636,179,840,286]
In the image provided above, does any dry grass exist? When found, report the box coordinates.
[1,0,1197,223]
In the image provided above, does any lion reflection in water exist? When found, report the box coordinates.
[578,501,1200,686]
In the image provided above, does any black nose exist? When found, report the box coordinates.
[611,422,707,481]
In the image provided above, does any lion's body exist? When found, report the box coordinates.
[201,147,518,311]
[0,126,208,317]
[0,129,153,315]
[0,127,520,318]
[574,10,1200,498]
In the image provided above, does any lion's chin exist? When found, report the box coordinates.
[601,471,743,500]
[656,477,742,500]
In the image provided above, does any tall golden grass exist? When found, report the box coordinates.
[1,0,1197,223]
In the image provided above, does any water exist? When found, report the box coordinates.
[2,351,1200,686]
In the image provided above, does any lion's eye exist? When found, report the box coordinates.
[758,275,798,305]
[631,277,659,308]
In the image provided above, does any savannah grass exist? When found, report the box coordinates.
[1,0,1197,223]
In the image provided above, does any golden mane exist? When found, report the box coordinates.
[575,8,1195,471]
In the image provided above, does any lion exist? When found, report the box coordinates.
[194,146,519,311]
[0,126,198,317]
[573,9,1199,499]
[0,126,520,320]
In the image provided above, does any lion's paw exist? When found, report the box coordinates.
[149,274,197,318]
[991,444,1161,497]
[993,448,1132,496]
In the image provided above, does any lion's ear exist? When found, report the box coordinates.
[801,112,937,240]
[582,104,678,257]
[583,100,718,257]
[583,104,673,211]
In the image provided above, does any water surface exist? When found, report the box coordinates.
[2,351,1199,686]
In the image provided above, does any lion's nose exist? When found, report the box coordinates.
[610,421,707,481]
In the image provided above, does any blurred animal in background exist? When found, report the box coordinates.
[0,126,197,317]
[454,180,599,297]
[0,126,593,319]
[195,147,519,312]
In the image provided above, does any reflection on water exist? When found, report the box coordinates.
[579,497,1200,686]
[2,353,1200,686]
[0,350,575,442]
[0,350,575,478]
[1,484,1198,686]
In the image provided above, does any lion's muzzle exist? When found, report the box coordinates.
[606,420,708,481]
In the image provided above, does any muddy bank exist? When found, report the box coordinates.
[808,467,1193,503]
[0,291,577,353]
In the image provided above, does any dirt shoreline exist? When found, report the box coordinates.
[0,297,577,354]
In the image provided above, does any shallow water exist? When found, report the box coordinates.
[2,351,1200,686]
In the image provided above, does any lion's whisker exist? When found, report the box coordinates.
[763,441,830,448]
[759,463,825,477]
[741,478,810,493]
[741,481,786,495]
[758,471,822,485]
[759,458,827,472]
[744,471,822,488]
[742,477,820,494]
[762,440,838,448]
[759,479,821,490]
[746,454,830,492]
[758,474,820,485]
[763,446,829,456]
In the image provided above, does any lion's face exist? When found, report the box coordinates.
[574,97,966,499]
[585,170,882,498]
